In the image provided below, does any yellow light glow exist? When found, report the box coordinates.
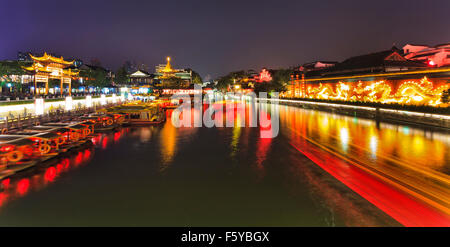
[100,94,106,105]
[86,95,93,108]
[300,67,450,83]
[290,76,449,107]
[35,98,44,115]
[65,96,73,111]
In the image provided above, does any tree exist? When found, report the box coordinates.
[0,61,29,93]
[185,68,203,85]
[192,70,203,85]
[270,69,290,92]
[215,70,248,91]
[91,69,109,88]
[80,67,110,88]
[115,66,128,84]
[0,61,28,79]
[251,69,291,94]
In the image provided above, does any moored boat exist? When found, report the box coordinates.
[97,101,166,125]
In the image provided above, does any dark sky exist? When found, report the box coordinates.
[1,0,449,80]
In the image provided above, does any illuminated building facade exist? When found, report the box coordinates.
[403,43,450,67]
[23,53,78,95]
[285,47,450,106]
[255,68,273,83]
[129,70,153,85]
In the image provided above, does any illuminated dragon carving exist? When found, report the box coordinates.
[304,77,448,106]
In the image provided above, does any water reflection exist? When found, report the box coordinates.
[278,104,450,225]
[0,147,94,209]
[160,119,177,169]
[279,106,449,174]
[0,100,448,226]
[0,128,130,210]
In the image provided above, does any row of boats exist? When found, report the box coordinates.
[0,100,168,179]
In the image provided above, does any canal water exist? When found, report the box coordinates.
[0,102,448,226]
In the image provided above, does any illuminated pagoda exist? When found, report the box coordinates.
[154,57,192,87]
[23,52,78,95]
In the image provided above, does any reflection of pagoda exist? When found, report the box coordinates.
[23,52,78,95]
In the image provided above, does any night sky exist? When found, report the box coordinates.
[1,0,449,80]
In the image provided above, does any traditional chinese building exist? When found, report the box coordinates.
[22,52,78,95]
[285,47,450,106]
[154,57,192,87]
[129,69,153,85]
[403,43,450,67]
[255,68,273,83]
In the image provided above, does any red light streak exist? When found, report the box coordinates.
[290,141,450,226]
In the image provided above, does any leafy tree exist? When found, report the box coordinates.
[215,70,248,91]
[253,69,290,94]
[0,61,28,79]
[80,67,110,88]
[91,69,110,88]
[185,69,203,85]
[115,66,129,84]
[271,69,291,88]
[0,61,30,93]
[216,75,232,91]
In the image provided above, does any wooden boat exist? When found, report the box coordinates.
[41,123,93,142]
[0,135,42,177]
[14,129,79,152]
[77,114,122,132]
[0,121,97,178]
[98,102,166,125]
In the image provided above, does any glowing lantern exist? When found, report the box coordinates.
[112,94,117,103]
[65,96,73,111]
[100,94,106,105]
[428,60,436,66]
[35,98,44,115]
[86,95,93,108]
